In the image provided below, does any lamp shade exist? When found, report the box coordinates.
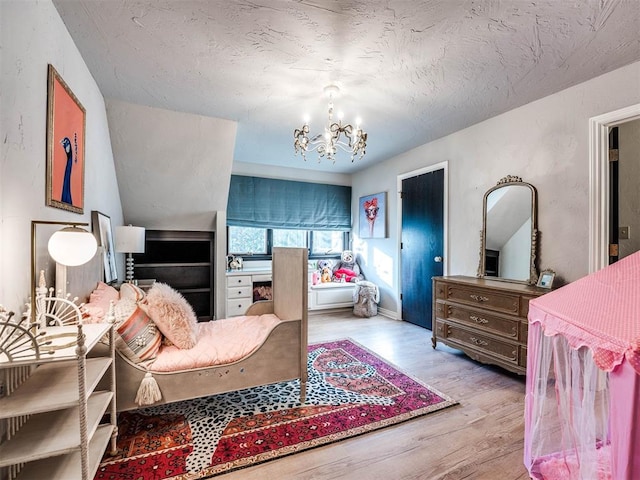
[115,225,145,254]
[47,226,98,266]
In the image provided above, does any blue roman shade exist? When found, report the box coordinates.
[227,175,352,231]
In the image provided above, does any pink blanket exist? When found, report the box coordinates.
[148,314,281,372]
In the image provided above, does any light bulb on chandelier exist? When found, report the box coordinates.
[293,85,368,164]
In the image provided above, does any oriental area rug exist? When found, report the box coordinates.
[95,339,457,480]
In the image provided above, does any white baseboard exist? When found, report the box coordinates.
[307,305,398,320]
[377,307,397,319]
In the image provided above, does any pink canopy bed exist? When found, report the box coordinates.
[524,251,640,479]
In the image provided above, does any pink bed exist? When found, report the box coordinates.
[148,314,281,372]
[524,251,640,479]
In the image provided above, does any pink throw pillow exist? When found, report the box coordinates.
[82,282,120,323]
[81,304,108,324]
[113,298,162,363]
[142,283,198,349]
[120,282,146,302]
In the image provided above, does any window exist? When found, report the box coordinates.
[311,231,345,256]
[273,229,306,248]
[227,226,267,255]
[228,227,347,259]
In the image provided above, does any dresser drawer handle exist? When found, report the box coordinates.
[470,294,489,302]
[470,315,488,324]
[470,337,489,346]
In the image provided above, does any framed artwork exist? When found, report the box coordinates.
[359,192,387,238]
[46,64,86,214]
[537,269,556,289]
[91,211,118,284]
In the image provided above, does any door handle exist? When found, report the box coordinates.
[434,256,443,263]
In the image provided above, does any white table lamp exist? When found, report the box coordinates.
[47,226,98,267]
[115,225,145,282]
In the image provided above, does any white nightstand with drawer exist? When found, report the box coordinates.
[226,275,252,317]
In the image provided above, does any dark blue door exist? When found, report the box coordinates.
[401,169,444,329]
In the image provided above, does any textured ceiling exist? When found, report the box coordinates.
[52,0,640,174]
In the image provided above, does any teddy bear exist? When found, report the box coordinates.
[320,266,332,283]
[332,250,364,283]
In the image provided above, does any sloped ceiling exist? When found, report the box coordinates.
[53,0,640,175]
[106,99,237,229]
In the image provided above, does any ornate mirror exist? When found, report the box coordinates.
[477,175,538,285]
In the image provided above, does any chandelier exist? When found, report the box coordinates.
[293,85,367,163]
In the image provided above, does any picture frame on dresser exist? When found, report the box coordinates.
[536,270,556,289]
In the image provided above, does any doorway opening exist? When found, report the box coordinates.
[588,104,640,272]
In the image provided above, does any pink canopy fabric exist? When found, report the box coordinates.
[525,251,640,480]
[528,250,640,373]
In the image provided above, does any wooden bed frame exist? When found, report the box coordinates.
[63,247,308,412]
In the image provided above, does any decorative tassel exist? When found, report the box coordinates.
[135,372,162,406]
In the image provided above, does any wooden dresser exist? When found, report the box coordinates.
[432,276,547,375]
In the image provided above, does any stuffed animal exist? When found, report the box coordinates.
[320,266,332,283]
[353,281,379,317]
[332,250,363,283]
[316,259,332,271]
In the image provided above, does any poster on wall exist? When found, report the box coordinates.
[46,64,86,214]
[359,192,387,238]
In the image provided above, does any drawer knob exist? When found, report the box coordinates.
[470,294,489,302]
[470,315,488,324]
[238,290,242,295]
[470,337,489,346]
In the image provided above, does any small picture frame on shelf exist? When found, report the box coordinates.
[537,270,556,289]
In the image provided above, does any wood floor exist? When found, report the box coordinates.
[218,311,531,480]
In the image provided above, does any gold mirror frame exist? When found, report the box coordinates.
[476,175,539,285]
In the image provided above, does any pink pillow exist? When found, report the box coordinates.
[113,298,161,363]
[142,283,198,349]
[82,282,120,323]
[81,304,107,324]
[120,282,146,302]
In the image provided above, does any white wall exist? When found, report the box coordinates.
[352,61,640,314]
[0,0,123,310]
[618,119,640,259]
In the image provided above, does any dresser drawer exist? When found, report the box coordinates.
[227,275,252,287]
[443,284,520,316]
[226,298,253,316]
[437,302,519,340]
[436,320,519,365]
[227,285,252,299]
